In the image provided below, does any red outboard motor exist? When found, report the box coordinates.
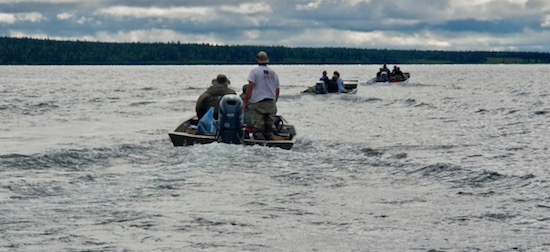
[217,94,244,144]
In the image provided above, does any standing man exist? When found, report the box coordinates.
[244,51,280,140]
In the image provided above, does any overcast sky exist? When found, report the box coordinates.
[1,0,550,52]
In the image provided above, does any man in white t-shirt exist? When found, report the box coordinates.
[243,51,280,140]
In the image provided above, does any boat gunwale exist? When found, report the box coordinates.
[168,115,297,149]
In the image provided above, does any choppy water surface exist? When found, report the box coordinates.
[0,65,548,251]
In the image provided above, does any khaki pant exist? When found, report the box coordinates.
[250,100,277,138]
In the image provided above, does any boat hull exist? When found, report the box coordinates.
[168,115,297,150]
[302,79,358,94]
[366,73,411,85]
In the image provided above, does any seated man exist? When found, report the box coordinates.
[196,74,236,120]
[333,71,347,93]
[320,70,330,83]
[326,77,339,93]
[393,67,405,81]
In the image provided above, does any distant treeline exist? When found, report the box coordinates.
[1,36,550,65]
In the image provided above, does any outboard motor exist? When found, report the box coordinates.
[380,71,388,82]
[217,94,244,144]
[315,81,327,94]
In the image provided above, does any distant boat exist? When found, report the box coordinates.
[365,72,411,85]
[302,79,358,94]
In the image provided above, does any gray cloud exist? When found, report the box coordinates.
[1,0,550,51]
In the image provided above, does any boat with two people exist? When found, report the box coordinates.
[302,79,358,94]
[302,71,358,94]
[168,94,297,150]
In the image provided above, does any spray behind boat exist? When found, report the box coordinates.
[217,94,245,144]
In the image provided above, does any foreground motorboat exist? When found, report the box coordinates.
[168,115,297,150]
[168,95,297,150]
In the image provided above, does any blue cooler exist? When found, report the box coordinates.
[217,94,245,144]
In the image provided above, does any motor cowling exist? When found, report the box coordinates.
[217,94,244,144]
[315,81,327,94]
[379,72,388,82]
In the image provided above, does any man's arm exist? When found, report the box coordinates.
[244,81,255,111]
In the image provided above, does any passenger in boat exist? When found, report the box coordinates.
[320,70,330,83]
[244,51,280,140]
[196,74,236,120]
[333,71,348,93]
[392,66,405,81]
[382,64,391,75]
[239,84,253,126]
[326,76,339,93]
[377,64,391,82]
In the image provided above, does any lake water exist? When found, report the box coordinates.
[0,64,549,251]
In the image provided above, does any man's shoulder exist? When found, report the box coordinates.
[198,90,210,97]
[250,65,266,72]
[209,85,236,94]
[252,65,274,70]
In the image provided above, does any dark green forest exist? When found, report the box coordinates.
[1,36,550,65]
